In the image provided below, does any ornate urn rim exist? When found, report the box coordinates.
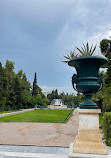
[68,56,107,67]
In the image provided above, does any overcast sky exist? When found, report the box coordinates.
[0,0,111,94]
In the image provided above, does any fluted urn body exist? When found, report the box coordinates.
[68,56,107,109]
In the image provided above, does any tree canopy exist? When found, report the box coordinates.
[92,38,111,112]
[0,60,49,111]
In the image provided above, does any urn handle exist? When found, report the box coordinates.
[72,74,78,92]
[97,73,104,92]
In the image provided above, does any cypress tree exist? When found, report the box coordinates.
[32,72,38,96]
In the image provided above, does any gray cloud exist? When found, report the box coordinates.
[56,0,111,56]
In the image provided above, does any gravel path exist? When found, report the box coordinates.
[0,108,35,117]
[0,109,79,147]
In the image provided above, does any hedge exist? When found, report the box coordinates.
[102,112,111,146]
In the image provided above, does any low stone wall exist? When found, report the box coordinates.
[48,105,68,110]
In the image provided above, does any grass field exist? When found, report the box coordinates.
[0,109,72,123]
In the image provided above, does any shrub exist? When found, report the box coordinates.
[6,105,11,111]
[102,112,111,146]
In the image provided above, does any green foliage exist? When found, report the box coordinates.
[73,93,84,108]
[32,72,42,96]
[104,55,111,86]
[92,75,111,113]
[92,92,103,111]
[47,89,59,103]
[0,109,72,123]
[63,42,97,63]
[0,60,47,111]
[97,38,111,112]
[92,80,111,113]
[102,112,111,146]
[76,42,97,57]
[99,114,102,125]
[100,39,111,85]
[100,39,111,57]
[102,85,111,112]
[63,50,79,63]
[98,38,111,143]
[32,72,38,96]
[43,97,50,105]
[0,97,6,110]
[36,94,43,105]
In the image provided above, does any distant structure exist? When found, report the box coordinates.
[48,99,67,109]
[50,99,64,106]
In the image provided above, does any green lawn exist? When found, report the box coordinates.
[0,109,72,123]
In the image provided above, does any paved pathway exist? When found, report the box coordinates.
[0,110,79,147]
[0,145,111,158]
[0,108,35,117]
[0,145,68,158]
[0,109,111,158]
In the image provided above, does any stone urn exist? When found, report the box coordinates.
[68,56,107,109]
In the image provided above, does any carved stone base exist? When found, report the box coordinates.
[69,143,109,158]
[73,130,107,155]
[73,109,107,155]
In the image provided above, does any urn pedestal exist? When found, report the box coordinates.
[69,109,108,158]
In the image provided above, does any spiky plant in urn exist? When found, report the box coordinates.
[63,43,107,109]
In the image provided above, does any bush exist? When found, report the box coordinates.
[6,105,11,111]
[0,106,5,112]
[102,112,111,146]
[11,105,17,110]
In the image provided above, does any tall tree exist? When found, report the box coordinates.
[47,89,59,103]
[0,60,49,110]
[32,72,38,96]
[0,62,3,95]
[0,62,6,110]
[100,39,111,57]
[13,75,22,109]
[16,70,31,108]
[99,38,111,111]
[4,60,16,108]
[100,39,111,86]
